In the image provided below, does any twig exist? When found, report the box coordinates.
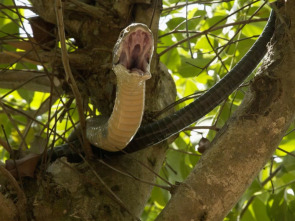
[277,147,295,158]
[0,137,11,153]
[168,147,201,156]
[183,125,220,132]
[0,5,32,10]
[185,0,193,58]
[0,101,28,150]
[153,91,204,118]
[205,34,228,72]
[55,0,92,158]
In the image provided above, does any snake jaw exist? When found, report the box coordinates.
[114,23,153,77]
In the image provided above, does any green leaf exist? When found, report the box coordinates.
[150,185,169,207]
[242,22,266,38]
[266,189,295,221]
[17,89,34,106]
[177,55,213,78]
[251,197,270,221]
[166,17,186,30]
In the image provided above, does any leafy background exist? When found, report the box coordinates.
[0,0,294,220]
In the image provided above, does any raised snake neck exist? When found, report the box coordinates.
[49,11,275,161]
[69,23,153,152]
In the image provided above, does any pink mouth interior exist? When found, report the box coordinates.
[119,29,152,74]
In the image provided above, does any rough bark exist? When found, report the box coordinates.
[156,2,295,221]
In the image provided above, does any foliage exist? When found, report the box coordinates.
[0,0,294,220]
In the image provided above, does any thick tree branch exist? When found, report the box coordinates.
[156,3,295,221]
[0,50,93,70]
[0,70,58,92]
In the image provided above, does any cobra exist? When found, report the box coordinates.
[70,23,154,152]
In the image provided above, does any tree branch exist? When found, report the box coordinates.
[0,70,58,92]
[55,0,92,158]
[156,3,295,221]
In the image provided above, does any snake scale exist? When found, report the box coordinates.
[48,11,275,162]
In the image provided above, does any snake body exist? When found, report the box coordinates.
[49,11,275,161]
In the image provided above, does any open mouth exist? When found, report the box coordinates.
[118,27,153,75]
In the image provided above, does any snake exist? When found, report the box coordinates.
[49,11,275,161]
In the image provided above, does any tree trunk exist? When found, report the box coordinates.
[156,2,295,221]
[0,0,176,220]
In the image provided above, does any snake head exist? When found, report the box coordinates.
[113,23,154,78]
